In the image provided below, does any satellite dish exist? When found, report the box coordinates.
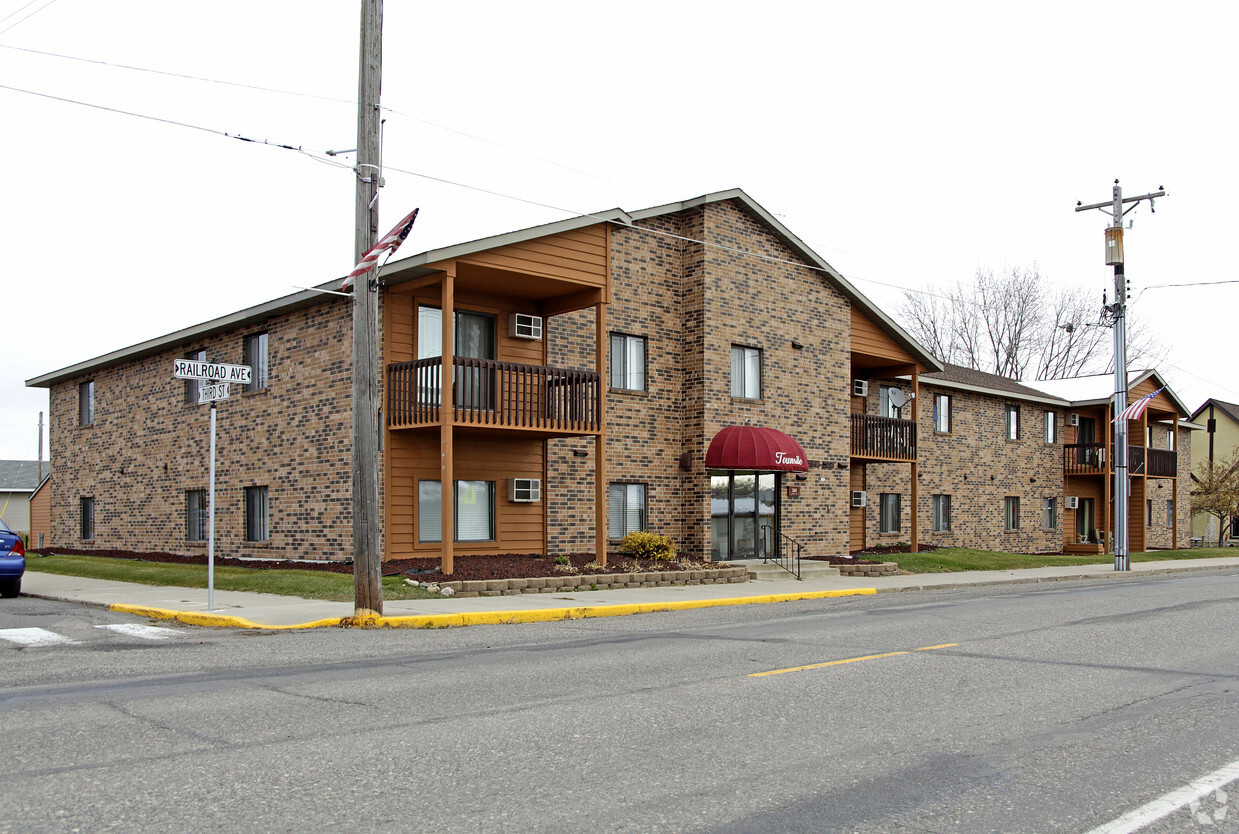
[888,389,908,409]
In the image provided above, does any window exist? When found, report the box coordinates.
[880,386,904,419]
[1042,498,1056,530]
[79,380,94,426]
[731,345,761,399]
[1168,430,1176,452]
[187,490,208,541]
[1147,499,1154,525]
[933,394,951,433]
[1005,405,1019,440]
[1044,411,1057,444]
[245,486,269,542]
[244,332,269,392]
[1146,426,1153,447]
[879,493,901,534]
[608,483,647,538]
[932,494,951,532]
[418,480,496,543]
[1166,500,1174,527]
[609,333,647,391]
[1004,496,1020,531]
[184,349,206,404]
[80,496,95,539]
[418,307,497,409]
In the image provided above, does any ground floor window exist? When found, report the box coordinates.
[1004,496,1020,531]
[1042,498,1056,530]
[879,493,900,534]
[710,471,777,559]
[187,489,208,541]
[245,486,269,542]
[932,494,951,532]
[607,483,646,538]
[80,496,95,540]
[1166,500,1174,528]
[1076,497,1096,543]
[418,480,495,543]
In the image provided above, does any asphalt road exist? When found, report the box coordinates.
[2,572,1237,833]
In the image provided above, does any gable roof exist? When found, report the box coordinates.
[1190,398,1239,425]
[0,460,50,492]
[26,189,939,388]
[921,363,1068,406]
[1033,369,1191,417]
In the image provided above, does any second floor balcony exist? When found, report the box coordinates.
[1063,443,1177,478]
[387,357,602,435]
[851,413,917,462]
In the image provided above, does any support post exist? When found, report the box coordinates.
[595,301,608,566]
[909,370,919,554]
[441,267,455,574]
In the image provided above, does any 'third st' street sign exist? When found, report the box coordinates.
[173,359,252,384]
[197,382,230,404]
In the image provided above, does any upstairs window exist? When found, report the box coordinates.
[879,386,904,419]
[609,333,647,392]
[1005,404,1020,440]
[933,394,951,433]
[1044,411,1057,444]
[730,346,761,399]
[79,381,94,426]
[244,332,269,392]
[185,349,206,404]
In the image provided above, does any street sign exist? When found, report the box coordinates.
[173,359,252,384]
[198,382,230,404]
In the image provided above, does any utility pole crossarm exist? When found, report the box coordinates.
[1075,189,1167,213]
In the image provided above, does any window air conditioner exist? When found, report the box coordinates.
[1066,496,1080,510]
[853,380,869,397]
[851,490,868,508]
[510,313,543,340]
[1067,413,1079,426]
[510,478,542,503]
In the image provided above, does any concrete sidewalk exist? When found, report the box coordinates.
[21,556,1239,630]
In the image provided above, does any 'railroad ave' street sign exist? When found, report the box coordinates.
[197,382,230,404]
[173,360,252,384]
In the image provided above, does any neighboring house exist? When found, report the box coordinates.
[23,189,1194,568]
[1189,398,1239,544]
[0,460,51,541]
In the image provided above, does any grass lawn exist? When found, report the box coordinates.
[891,546,1239,573]
[24,553,438,601]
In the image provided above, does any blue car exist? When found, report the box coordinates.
[0,519,25,598]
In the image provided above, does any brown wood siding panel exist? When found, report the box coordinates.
[1064,478,1105,547]
[386,432,546,557]
[461,226,608,287]
[849,465,866,551]
[851,306,914,363]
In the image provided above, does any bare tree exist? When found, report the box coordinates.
[898,266,1163,381]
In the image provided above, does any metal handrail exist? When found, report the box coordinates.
[760,524,803,580]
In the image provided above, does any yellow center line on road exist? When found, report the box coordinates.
[748,643,959,678]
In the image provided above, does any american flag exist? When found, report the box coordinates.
[1114,387,1163,422]
[341,208,419,291]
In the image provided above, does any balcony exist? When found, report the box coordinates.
[387,357,601,435]
[1064,443,1178,478]
[851,414,917,462]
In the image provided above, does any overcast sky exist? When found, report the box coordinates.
[3,1,1235,460]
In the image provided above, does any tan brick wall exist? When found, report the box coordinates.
[48,301,355,559]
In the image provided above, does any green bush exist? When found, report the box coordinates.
[617,531,677,561]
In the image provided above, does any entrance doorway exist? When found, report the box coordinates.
[710,471,779,560]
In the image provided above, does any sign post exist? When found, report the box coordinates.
[175,361,248,610]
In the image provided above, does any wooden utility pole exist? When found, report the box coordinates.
[1075,180,1166,571]
[352,0,384,615]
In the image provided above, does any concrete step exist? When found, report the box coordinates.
[730,559,841,581]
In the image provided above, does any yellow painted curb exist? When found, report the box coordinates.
[112,588,876,630]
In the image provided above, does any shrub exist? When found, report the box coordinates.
[618,531,677,562]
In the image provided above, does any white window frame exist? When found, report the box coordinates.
[1044,411,1056,444]
[418,480,496,543]
[609,333,647,392]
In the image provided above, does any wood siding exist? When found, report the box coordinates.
[849,465,866,551]
[386,431,545,557]
[851,306,914,363]
[459,226,609,288]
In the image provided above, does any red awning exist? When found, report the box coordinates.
[705,425,809,472]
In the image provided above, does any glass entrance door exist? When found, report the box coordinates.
[710,471,778,560]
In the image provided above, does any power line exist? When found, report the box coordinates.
[0,0,57,35]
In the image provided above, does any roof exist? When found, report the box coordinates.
[921,363,1068,405]
[1033,369,1191,417]
[0,460,50,492]
[26,188,940,388]
[1190,398,1239,425]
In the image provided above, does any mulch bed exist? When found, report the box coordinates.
[33,547,889,581]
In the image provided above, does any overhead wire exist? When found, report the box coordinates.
[0,0,56,35]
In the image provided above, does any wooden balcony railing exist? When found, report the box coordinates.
[850,413,916,461]
[1064,443,1177,478]
[387,357,602,434]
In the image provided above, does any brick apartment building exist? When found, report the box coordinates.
[26,189,1194,570]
